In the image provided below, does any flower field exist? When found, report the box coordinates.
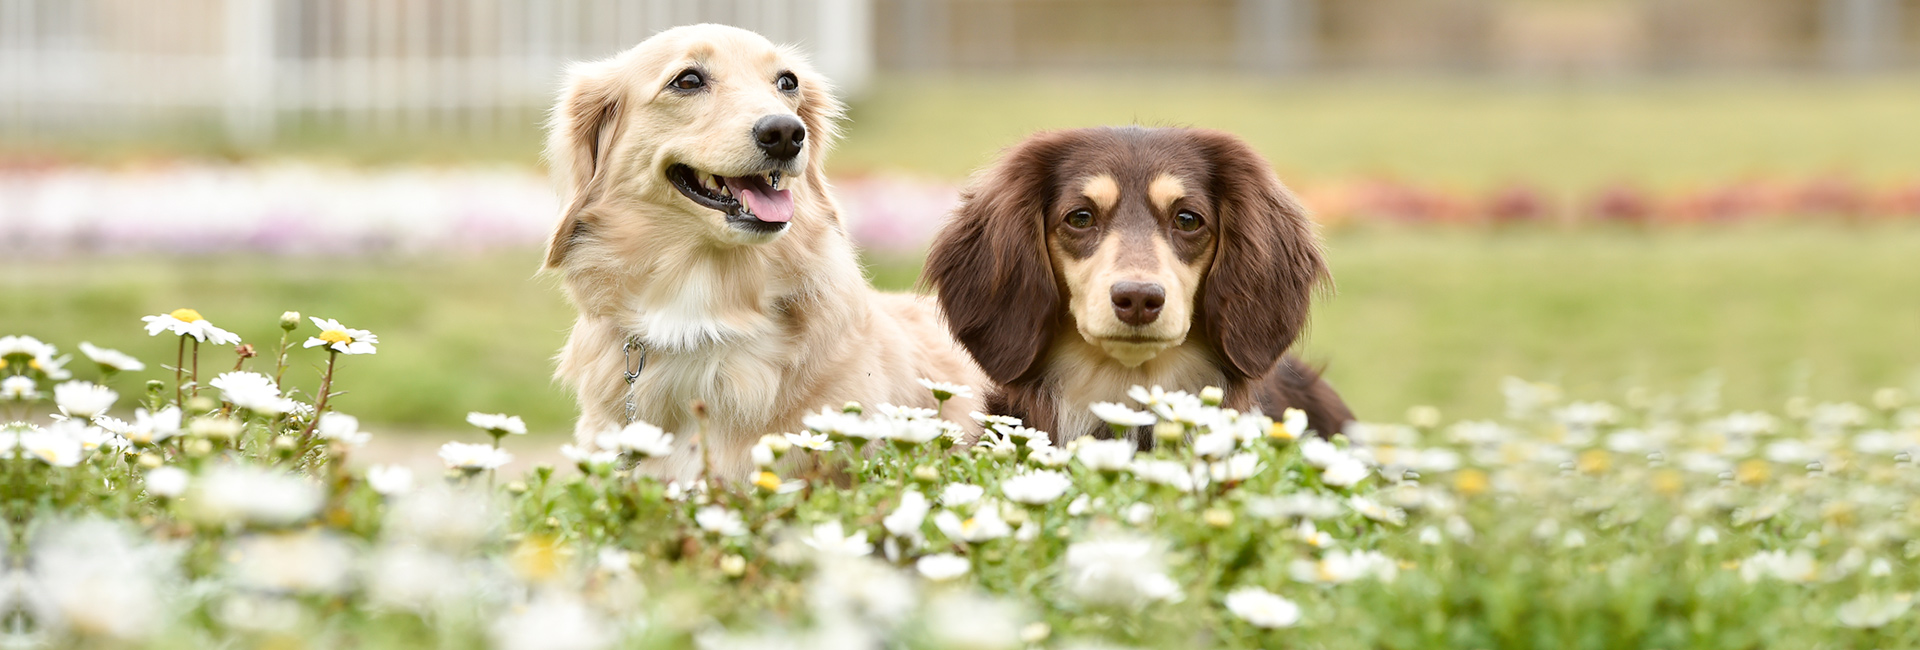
[7,311,1920,649]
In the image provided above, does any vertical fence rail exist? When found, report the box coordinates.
[0,0,874,145]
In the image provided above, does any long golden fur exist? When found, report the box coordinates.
[543,24,983,481]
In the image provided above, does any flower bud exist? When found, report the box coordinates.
[1153,420,1185,446]
[1203,507,1235,528]
[720,554,747,577]
[186,396,217,414]
[136,452,164,469]
[911,464,941,483]
[280,311,302,331]
[841,401,863,415]
[758,433,792,456]
[184,438,213,456]
[1199,385,1224,406]
[506,481,529,495]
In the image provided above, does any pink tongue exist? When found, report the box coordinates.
[724,176,794,223]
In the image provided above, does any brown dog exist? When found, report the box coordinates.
[924,126,1352,446]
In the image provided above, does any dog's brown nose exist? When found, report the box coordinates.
[1110,281,1166,326]
[753,115,806,162]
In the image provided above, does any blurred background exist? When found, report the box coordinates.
[6,0,1920,442]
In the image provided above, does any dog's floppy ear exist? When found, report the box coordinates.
[923,133,1070,384]
[1194,130,1329,380]
[542,58,628,269]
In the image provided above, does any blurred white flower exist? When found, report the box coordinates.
[145,466,189,497]
[804,407,881,441]
[77,342,145,372]
[209,371,295,415]
[924,590,1024,650]
[1298,438,1349,469]
[1739,550,1818,583]
[1060,533,1181,607]
[1028,446,1072,467]
[303,317,378,355]
[1209,453,1264,483]
[784,430,836,452]
[1277,408,1310,440]
[20,427,84,467]
[188,464,323,526]
[489,590,612,650]
[884,490,931,537]
[363,545,477,611]
[917,378,974,401]
[1129,459,1198,493]
[916,553,971,582]
[1001,470,1072,505]
[439,441,512,471]
[1320,456,1371,488]
[1075,439,1136,472]
[316,412,371,447]
[2,375,37,400]
[876,403,939,420]
[53,381,116,418]
[934,506,1012,543]
[1224,587,1301,628]
[1294,520,1334,548]
[1123,503,1155,526]
[120,406,183,445]
[971,411,1023,429]
[1348,496,1406,526]
[801,521,873,558]
[560,443,619,469]
[142,309,241,344]
[941,483,985,508]
[696,506,748,537]
[1245,494,1345,521]
[595,421,675,457]
[227,531,355,593]
[1091,402,1156,428]
[1191,431,1237,459]
[386,484,499,550]
[466,412,527,436]
[1290,549,1399,584]
[1837,593,1912,629]
[25,518,176,641]
[365,465,414,496]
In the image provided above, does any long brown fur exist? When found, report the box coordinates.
[544,25,984,481]
[924,127,1353,444]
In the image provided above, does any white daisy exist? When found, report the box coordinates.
[120,407,183,445]
[1028,446,1072,468]
[0,335,56,359]
[78,342,145,373]
[800,521,873,557]
[365,465,414,496]
[934,506,1012,543]
[1224,587,1301,628]
[1277,408,1309,440]
[52,381,116,419]
[1289,550,1399,584]
[1075,439,1136,472]
[596,421,675,457]
[917,378,975,401]
[971,411,1023,431]
[883,490,931,537]
[316,413,371,447]
[303,317,378,355]
[784,430,836,452]
[1320,456,1371,488]
[438,441,512,471]
[1091,402,1156,428]
[1209,452,1265,483]
[20,428,84,467]
[559,444,619,469]
[915,553,971,581]
[465,412,527,436]
[695,506,749,537]
[209,371,295,415]
[145,466,190,498]
[1000,470,1073,505]
[1837,593,1912,629]
[1060,534,1182,607]
[2,375,37,401]
[940,483,985,508]
[142,309,241,344]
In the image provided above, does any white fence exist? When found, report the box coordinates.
[0,0,874,144]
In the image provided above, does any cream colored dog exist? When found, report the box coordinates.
[542,24,983,481]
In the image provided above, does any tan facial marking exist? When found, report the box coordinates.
[1080,174,1120,211]
[1051,227,1202,368]
[1148,173,1186,212]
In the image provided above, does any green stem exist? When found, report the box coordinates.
[298,350,338,445]
[174,336,185,406]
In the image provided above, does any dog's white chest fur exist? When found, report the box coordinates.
[1048,338,1225,444]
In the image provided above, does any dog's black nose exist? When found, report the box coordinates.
[1110,281,1166,326]
[753,114,806,162]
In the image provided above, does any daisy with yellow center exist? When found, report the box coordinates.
[303,317,378,355]
[141,308,242,344]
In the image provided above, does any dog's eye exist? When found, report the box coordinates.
[1174,209,1204,232]
[776,72,799,93]
[1065,209,1095,229]
[669,69,706,91]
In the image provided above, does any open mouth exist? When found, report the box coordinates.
[667,164,794,233]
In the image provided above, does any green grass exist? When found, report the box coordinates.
[16,76,1920,192]
[10,224,1918,433]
